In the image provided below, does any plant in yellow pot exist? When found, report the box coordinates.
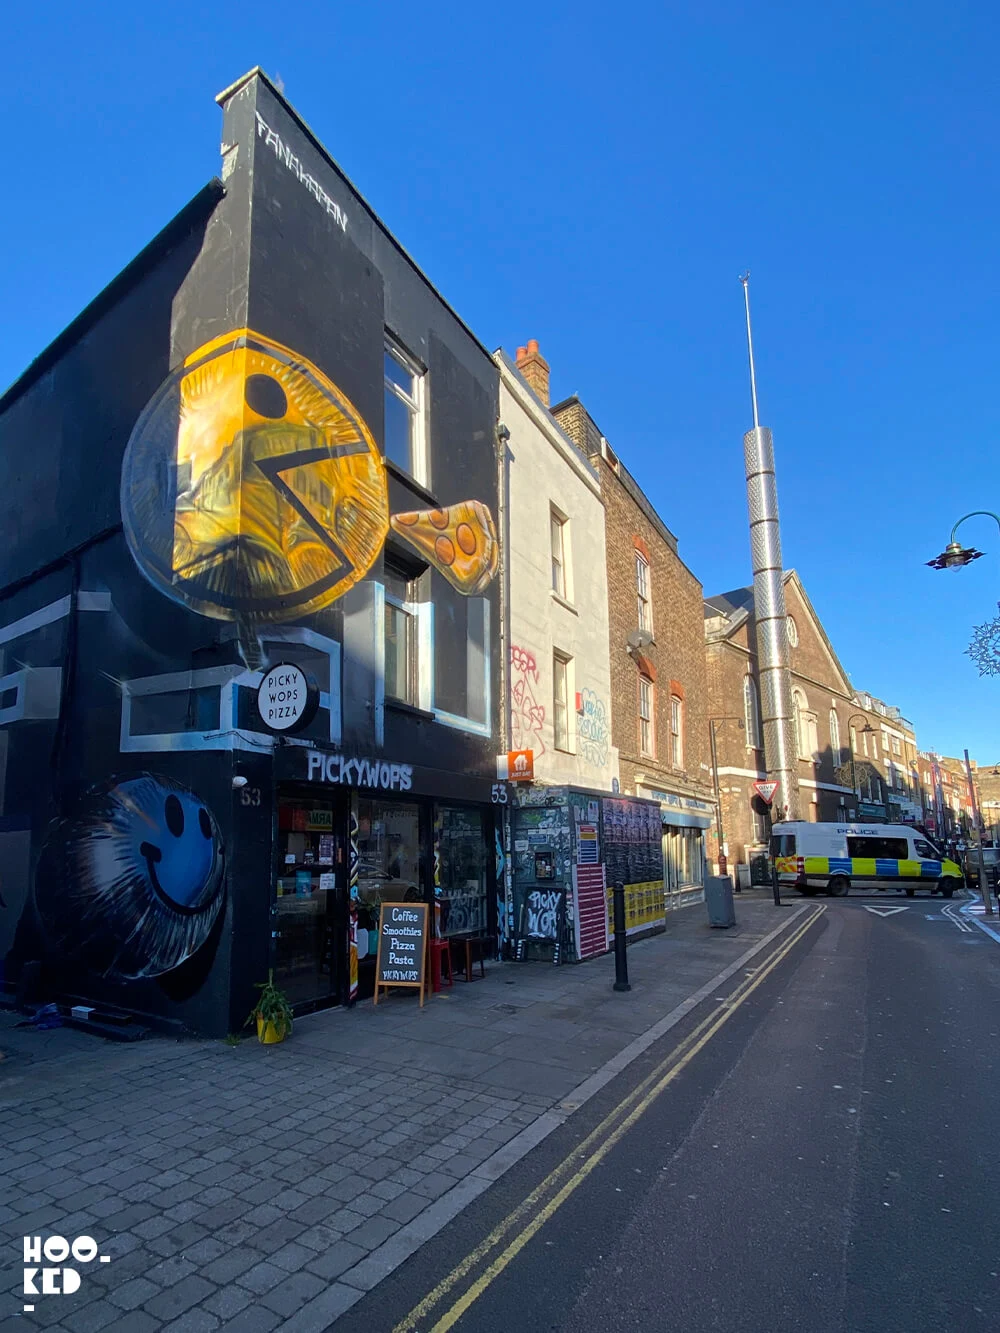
[246,971,294,1045]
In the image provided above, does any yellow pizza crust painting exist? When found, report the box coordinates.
[120,329,498,626]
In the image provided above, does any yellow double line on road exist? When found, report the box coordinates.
[394,904,826,1333]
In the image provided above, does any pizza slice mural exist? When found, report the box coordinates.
[390,501,499,595]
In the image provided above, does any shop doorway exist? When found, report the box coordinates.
[274,790,349,1010]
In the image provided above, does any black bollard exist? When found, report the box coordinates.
[771,859,782,906]
[612,882,631,992]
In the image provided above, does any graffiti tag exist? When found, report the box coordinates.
[255,112,349,232]
[578,687,610,768]
[510,645,546,757]
[526,889,560,940]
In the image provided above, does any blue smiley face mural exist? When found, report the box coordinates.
[34,774,225,981]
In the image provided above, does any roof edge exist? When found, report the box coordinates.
[217,68,495,367]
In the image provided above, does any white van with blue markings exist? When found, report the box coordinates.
[770,822,963,898]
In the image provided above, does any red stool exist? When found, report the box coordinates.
[429,938,454,993]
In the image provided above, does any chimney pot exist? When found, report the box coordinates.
[513,339,550,407]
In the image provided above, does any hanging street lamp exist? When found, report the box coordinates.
[926,511,999,570]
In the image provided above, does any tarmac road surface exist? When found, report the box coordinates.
[338,896,1000,1333]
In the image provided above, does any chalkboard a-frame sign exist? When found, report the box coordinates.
[373,903,429,1007]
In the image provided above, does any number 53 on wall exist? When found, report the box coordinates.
[491,783,508,805]
[240,786,262,807]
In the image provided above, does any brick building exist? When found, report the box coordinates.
[971,759,1000,842]
[848,692,922,823]
[706,571,865,874]
[551,396,715,895]
[919,753,975,840]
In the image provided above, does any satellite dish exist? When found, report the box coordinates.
[626,628,654,654]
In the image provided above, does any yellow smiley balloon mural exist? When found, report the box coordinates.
[120,329,498,626]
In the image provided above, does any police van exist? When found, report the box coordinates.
[770,821,963,898]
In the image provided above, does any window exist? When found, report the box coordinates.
[793,689,808,759]
[770,833,796,857]
[847,836,908,859]
[786,615,798,647]
[550,508,568,600]
[432,591,490,734]
[829,710,841,765]
[639,675,654,756]
[384,561,417,706]
[670,695,683,767]
[744,674,762,748]
[850,726,858,756]
[130,686,221,736]
[553,652,571,751]
[665,827,705,890]
[436,804,488,938]
[891,736,902,756]
[356,798,422,899]
[384,338,425,480]
[636,552,652,633]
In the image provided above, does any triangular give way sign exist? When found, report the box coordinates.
[754,780,779,805]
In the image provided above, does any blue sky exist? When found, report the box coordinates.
[3,2,998,761]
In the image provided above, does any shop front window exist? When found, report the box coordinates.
[664,825,705,893]
[436,804,488,938]
[355,799,422,911]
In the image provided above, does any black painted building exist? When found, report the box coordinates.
[0,69,502,1036]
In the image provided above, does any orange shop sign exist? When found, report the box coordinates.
[506,749,534,781]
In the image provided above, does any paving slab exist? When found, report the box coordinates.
[1,896,804,1329]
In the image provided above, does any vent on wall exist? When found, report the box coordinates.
[601,438,620,472]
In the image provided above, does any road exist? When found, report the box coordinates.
[335,894,1000,1333]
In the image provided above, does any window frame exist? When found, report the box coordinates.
[786,615,798,647]
[553,650,572,753]
[635,551,652,634]
[829,709,841,765]
[793,689,808,759]
[670,694,683,768]
[550,506,569,602]
[383,335,427,485]
[638,674,655,758]
[383,558,419,708]
[744,673,762,749]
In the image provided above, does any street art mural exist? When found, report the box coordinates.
[510,644,546,757]
[495,824,508,951]
[120,329,499,656]
[31,774,225,981]
[578,687,610,769]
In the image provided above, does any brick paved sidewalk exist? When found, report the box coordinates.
[2,896,805,1332]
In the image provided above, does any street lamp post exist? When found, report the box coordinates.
[963,749,994,916]
[846,715,876,817]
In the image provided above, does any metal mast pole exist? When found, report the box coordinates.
[739,274,799,821]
